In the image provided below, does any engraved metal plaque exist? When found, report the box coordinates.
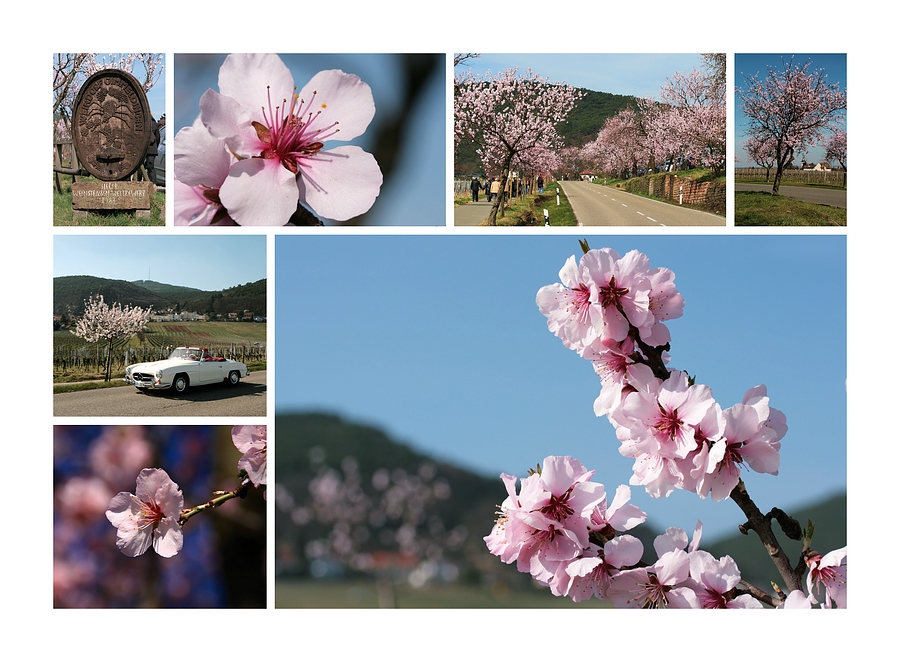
[72,69,151,181]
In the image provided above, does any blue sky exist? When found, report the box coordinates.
[275,234,846,543]
[456,53,709,99]
[54,235,266,291]
[173,53,446,226]
[734,53,847,168]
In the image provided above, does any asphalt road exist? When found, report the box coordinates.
[53,370,267,417]
[734,183,847,208]
[559,181,724,226]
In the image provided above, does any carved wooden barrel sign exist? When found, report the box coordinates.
[72,69,151,181]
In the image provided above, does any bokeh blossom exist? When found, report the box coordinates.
[106,468,184,558]
[176,53,382,225]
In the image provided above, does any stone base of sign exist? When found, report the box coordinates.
[72,181,154,220]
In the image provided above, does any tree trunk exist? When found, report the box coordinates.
[771,166,783,195]
[105,340,113,382]
[487,154,513,226]
[771,145,794,195]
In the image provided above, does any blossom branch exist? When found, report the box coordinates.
[737,579,779,608]
[179,479,250,527]
[730,480,802,592]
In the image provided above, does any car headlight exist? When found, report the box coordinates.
[155,370,163,379]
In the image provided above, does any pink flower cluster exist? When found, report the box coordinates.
[606,523,763,609]
[536,247,683,356]
[484,455,762,608]
[484,455,646,602]
[537,248,787,500]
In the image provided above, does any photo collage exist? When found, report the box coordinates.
[50,52,847,613]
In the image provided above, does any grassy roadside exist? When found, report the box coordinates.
[54,380,130,394]
[734,191,846,226]
[483,181,578,226]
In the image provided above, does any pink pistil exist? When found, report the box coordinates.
[255,86,340,174]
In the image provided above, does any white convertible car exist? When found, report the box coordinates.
[124,347,250,393]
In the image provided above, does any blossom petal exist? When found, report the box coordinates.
[217,53,295,123]
[152,517,184,558]
[173,178,217,226]
[296,69,376,141]
[219,157,300,225]
[199,89,261,157]
[173,116,233,187]
[297,146,382,221]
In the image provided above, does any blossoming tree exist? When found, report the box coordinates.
[825,129,847,186]
[72,294,151,381]
[484,241,846,608]
[743,134,779,181]
[454,68,581,225]
[737,56,847,195]
[656,60,726,176]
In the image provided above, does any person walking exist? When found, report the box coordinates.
[489,177,501,203]
[470,176,481,202]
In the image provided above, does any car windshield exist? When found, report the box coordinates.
[169,348,202,361]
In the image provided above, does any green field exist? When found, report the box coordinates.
[275,578,611,608]
[734,191,846,226]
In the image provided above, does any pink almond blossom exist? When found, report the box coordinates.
[606,548,698,609]
[232,425,267,487]
[806,547,847,608]
[173,115,235,225]
[194,53,382,224]
[686,550,763,609]
[105,468,184,558]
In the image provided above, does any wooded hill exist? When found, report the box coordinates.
[53,275,267,318]
[454,86,636,176]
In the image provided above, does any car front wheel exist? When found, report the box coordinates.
[172,374,189,394]
[228,371,241,386]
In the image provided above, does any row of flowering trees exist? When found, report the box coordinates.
[583,54,726,179]
[453,55,727,224]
